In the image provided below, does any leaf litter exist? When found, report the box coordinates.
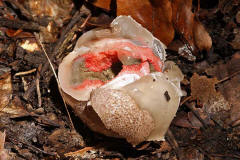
[0,0,240,159]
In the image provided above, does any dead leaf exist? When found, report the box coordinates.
[173,111,193,128]
[6,29,23,37]
[90,0,111,10]
[47,129,84,154]
[0,0,3,7]
[188,112,203,128]
[5,28,34,39]
[64,147,93,157]
[117,0,174,46]
[190,73,230,126]
[172,0,212,54]
[193,19,212,52]
[0,72,12,111]
[172,0,195,49]
[206,53,240,125]
[1,96,30,118]
[158,141,172,152]
[190,73,218,105]
[19,39,39,52]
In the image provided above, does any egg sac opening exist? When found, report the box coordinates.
[70,40,163,91]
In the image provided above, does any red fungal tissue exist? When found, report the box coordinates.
[72,41,163,90]
[80,41,163,73]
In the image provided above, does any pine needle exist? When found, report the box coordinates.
[34,32,75,131]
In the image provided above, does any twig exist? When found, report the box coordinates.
[4,0,35,21]
[7,134,57,156]
[166,129,181,159]
[36,65,42,108]
[54,11,90,58]
[33,32,75,131]
[0,18,40,31]
[216,70,240,84]
[56,13,91,60]
[64,147,93,157]
[23,11,90,100]
[180,95,192,106]
[185,102,208,128]
[210,153,240,159]
[53,11,83,55]
[14,68,36,76]
[21,77,28,92]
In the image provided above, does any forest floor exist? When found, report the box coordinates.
[0,0,240,159]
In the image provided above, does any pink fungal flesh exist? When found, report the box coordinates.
[72,41,163,90]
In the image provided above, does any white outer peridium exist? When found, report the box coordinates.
[121,70,183,141]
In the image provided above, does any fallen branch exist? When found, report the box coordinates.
[0,18,40,31]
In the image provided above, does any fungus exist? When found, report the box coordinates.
[58,16,184,145]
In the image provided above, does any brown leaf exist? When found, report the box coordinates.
[190,73,230,113]
[173,111,193,128]
[6,29,23,37]
[6,29,33,38]
[190,73,230,126]
[90,0,111,10]
[172,0,195,49]
[206,53,240,125]
[190,73,218,105]
[193,19,212,52]
[190,73,230,127]
[117,0,174,46]
[0,0,3,7]
[47,129,84,154]
[172,0,212,54]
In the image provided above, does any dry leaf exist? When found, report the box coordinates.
[172,111,193,128]
[193,19,212,52]
[90,0,111,10]
[47,129,84,154]
[172,0,212,54]
[0,0,3,7]
[117,0,174,46]
[206,53,240,125]
[190,73,230,126]
[172,0,195,49]
[190,73,230,113]
[19,39,39,52]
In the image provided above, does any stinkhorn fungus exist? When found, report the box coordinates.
[58,16,184,145]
